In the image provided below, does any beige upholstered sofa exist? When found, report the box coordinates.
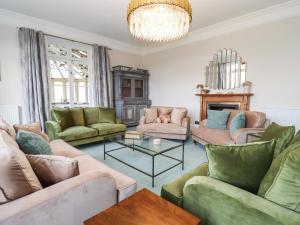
[192,110,268,145]
[137,106,190,141]
[0,131,136,225]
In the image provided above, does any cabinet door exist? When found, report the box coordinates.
[123,105,135,124]
[134,79,144,98]
[121,78,132,98]
[135,105,147,122]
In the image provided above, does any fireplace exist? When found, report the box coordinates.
[208,103,240,111]
[195,93,253,121]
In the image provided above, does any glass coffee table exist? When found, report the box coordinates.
[104,135,185,187]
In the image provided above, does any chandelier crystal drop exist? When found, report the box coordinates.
[127,0,192,42]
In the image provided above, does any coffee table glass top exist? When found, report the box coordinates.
[108,134,183,155]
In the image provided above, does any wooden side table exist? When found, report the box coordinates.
[84,189,201,225]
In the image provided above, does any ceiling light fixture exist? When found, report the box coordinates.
[127,0,192,42]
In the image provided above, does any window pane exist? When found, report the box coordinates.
[49,60,69,79]
[72,63,88,80]
[72,49,87,60]
[48,44,67,57]
[78,81,88,103]
[72,63,88,104]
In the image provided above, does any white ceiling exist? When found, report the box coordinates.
[0,0,291,46]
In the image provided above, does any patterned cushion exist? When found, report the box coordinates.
[16,130,53,155]
[171,108,187,125]
[144,108,158,124]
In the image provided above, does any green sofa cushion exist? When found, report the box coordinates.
[264,145,300,212]
[52,108,74,131]
[70,108,85,126]
[58,126,98,142]
[230,112,246,135]
[258,142,300,197]
[83,107,100,125]
[99,108,116,124]
[260,122,295,157]
[161,163,208,207]
[205,141,276,193]
[89,123,126,136]
[16,130,53,155]
[290,130,300,146]
[205,110,230,129]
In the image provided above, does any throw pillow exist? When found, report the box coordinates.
[171,108,187,125]
[258,141,300,197]
[144,108,158,124]
[52,108,74,130]
[14,122,49,142]
[230,112,246,135]
[83,107,100,125]
[0,130,42,204]
[26,154,79,187]
[260,122,295,157]
[205,110,230,129]
[0,118,16,138]
[205,140,276,193]
[16,130,53,155]
[290,130,300,146]
[70,108,85,126]
[263,146,300,212]
[159,108,172,116]
[160,115,171,124]
[99,108,116,124]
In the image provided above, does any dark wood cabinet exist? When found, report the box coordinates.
[112,66,151,126]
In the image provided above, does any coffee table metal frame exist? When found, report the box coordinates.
[103,137,185,187]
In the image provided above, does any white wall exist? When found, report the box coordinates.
[142,15,300,127]
[0,23,143,123]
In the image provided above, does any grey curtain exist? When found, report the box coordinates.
[18,27,50,130]
[92,45,113,107]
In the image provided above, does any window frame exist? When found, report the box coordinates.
[46,36,93,108]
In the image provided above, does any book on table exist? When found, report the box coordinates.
[125,131,143,139]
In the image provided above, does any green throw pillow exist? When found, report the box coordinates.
[16,130,53,155]
[83,107,100,125]
[260,122,295,157]
[52,108,74,130]
[99,108,116,124]
[264,146,300,212]
[70,108,85,126]
[230,112,246,135]
[205,141,276,193]
[205,110,230,129]
[290,130,300,146]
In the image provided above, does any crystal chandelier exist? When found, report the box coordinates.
[127,0,192,42]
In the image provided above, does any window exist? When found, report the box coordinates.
[47,37,92,107]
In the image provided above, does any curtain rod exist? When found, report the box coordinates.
[45,33,112,50]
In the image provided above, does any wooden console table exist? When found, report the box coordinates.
[195,93,253,121]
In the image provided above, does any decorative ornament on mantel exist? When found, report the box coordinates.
[127,0,192,42]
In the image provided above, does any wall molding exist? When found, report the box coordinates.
[0,9,144,55]
[141,0,300,55]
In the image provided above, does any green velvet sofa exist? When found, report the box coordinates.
[46,107,126,146]
[161,128,300,225]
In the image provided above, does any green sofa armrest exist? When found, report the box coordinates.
[161,162,208,207]
[45,121,61,141]
[183,176,300,225]
[116,118,123,124]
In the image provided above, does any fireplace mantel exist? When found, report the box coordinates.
[195,93,253,121]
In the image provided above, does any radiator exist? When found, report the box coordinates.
[0,105,21,125]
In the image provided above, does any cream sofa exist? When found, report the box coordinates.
[0,131,136,225]
[192,110,268,145]
[137,106,190,141]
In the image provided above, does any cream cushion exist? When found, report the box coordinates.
[0,118,16,138]
[14,123,49,142]
[0,130,42,204]
[26,154,79,187]
[171,108,187,125]
[144,108,158,124]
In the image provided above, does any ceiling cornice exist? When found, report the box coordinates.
[141,0,300,55]
[0,9,144,55]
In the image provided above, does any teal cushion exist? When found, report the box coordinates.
[260,122,295,157]
[99,108,116,124]
[258,141,300,197]
[16,130,53,155]
[205,110,230,129]
[264,144,300,212]
[230,112,246,135]
[205,141,276,193]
